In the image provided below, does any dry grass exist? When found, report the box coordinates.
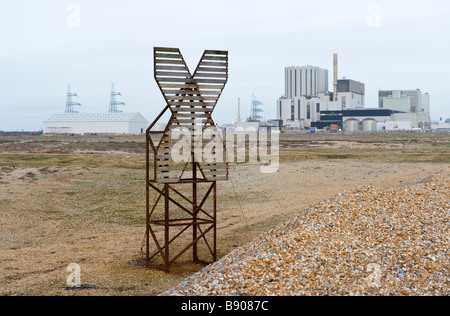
[0,132,448,295]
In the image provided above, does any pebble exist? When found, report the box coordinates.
[163,169,450,296]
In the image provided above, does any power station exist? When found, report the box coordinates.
[276,54,432,132]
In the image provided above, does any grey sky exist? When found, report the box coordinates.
[0,0,449,131]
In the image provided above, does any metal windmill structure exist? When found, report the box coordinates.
[145,47,229,273]
[109,84,126,113]
[65,85,82,113]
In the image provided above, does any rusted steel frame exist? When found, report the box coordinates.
[147,105,171,182]
[178,158,192,180]
[146,128,151,265]
[149,181,216,265]
[147,222,167,265]
[196,159,206,179]
[146,186,163,266]
[155,114,174,153]
[150,218,214,226]
[149,223,215,267]
[198,182,215,211]
[196,223,214,260]
[147,131,163,182]
[148,189,163,218]
[169,223,215,265]
[168,181,215,221]
[175,178,211,184]
[150,133,157,182]
[147,223,191,263]
[146,107,170,154]
[147,196,170,268]
[148,221,214,263]
[213,182,217,262]
[164,184,170,272]
[146,105,170,135]
[147,185,218,267]
[149,182,194,218]
[147,48,227,271]
[192,158,198,262]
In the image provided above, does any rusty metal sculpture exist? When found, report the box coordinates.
[145,47,229,272]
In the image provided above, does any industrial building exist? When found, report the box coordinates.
[44,112,148,135]
[379,89,431,129]
[379,89,428,113]
[337,79,365,109]
[313,109,422,132]
[284,65,329,99]
[277,54,366,130]
[43,85,148,135]
[276,54,431,132]
[277,94,335,130]
[431,117,450,132]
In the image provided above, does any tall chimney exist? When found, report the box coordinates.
[333,53,338,102]
[238,97,241,122]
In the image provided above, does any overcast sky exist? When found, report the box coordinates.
[0,0,449,131]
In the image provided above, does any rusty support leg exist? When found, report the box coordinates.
[164,184,170,273]
[146,133,150,268]
[213,182,217,262]
[192,159,199,263]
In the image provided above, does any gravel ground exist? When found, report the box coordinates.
[164,168,449,296]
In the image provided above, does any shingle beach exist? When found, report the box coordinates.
[164,169,449,296]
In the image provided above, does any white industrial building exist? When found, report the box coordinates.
[277,54,432,132]
[277,78,365,129]
[284,65,329,99]
[43,112,148,135]
[431,118,450,132]
[278,54,368,130]
[378,89,431,129]
[379,89,428,113]
[279,64,336,129]
[337,79,365,110]
[277,94,337,130]
[343,110,420,132]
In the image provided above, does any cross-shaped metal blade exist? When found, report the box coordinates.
[152,47,229,183]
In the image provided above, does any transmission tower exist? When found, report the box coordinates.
[65,85,82,113]
[109,84,126,113]
[249,94,264,122]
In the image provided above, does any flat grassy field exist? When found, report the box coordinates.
[0,132,448,295]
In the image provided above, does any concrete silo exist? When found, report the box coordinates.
[362,119,377,132]
[344,119,360,133]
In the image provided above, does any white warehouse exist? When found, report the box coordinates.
[44,112,148,135]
